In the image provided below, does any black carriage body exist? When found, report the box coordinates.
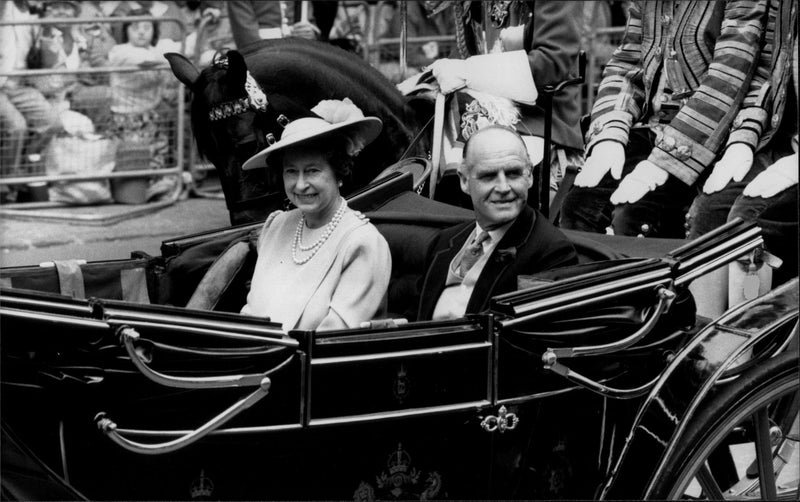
[1,194,796,500]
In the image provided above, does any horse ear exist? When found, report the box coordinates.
[226,50,248,91]
[165,52,200,89]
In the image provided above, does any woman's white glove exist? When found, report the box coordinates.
[610,160,669,204]
[742,153,798,198]
[702,143,754,194]
[574,141,625,188]
[429,58,468,94]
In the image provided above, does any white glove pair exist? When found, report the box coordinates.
[574,142,668,204]
[575,141,797,203]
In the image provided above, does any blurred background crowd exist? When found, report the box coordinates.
[0,0,629,206]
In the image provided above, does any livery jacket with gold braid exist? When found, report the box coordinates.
[585,0,770,186]
[726,0,796,152]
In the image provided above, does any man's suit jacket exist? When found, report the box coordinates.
[417,205,578,320]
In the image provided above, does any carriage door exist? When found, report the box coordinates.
[303,315,497,500]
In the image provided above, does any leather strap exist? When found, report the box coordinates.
[549,149,579,224]
[54,260,85,299]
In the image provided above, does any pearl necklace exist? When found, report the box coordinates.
[292,199,347,265]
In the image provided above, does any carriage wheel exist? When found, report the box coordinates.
[649,351,799,500]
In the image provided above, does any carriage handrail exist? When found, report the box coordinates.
[540,285,676,361]
[520,285,676,399]
[119,327,293,389]
[94,376,270,455]
[495,259,671,321]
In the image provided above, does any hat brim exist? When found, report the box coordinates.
[242,117,383,171]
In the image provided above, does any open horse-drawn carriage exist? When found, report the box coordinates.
[1,40,798,500]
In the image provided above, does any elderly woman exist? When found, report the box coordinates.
[239,99,392,331]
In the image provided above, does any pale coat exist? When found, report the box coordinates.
[242,205,391,331]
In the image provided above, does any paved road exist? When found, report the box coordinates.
[0,197,231,267]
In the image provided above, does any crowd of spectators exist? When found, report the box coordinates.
[0,0,193,203]
[0,0,457,203]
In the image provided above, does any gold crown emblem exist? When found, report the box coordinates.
[190,470,214,499]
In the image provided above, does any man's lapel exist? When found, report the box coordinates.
[418,223,474,320]
[467,206,536,313]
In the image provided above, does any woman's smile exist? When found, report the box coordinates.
[282,148,341,228]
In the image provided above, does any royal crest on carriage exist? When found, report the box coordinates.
[354,443,443,501]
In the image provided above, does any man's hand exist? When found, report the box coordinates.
[610,160,669,204]
[574,141,625,188]
[702,143,754,194]
[743,153,798,198]
[429,58,468,94]
[290,21,320,40]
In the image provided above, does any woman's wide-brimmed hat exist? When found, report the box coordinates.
[242,98,382,171]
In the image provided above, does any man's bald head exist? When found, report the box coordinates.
[462,125,532,173]
[458,125,534,229]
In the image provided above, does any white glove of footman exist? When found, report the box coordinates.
[702,144,754,194]
[743,153,798,198]
[574,141,626,188]
[429,58,468,94]
[610,160,669,205]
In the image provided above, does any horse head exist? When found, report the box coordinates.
[167,50,310,224]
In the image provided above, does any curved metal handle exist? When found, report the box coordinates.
[120,326,293,389]
[545,361,659,399]
[541,286,676,362]
[95,377,271,455]
[538,287,675,399]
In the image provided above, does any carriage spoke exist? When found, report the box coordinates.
[754,407,779,500]
[696,462,725,500]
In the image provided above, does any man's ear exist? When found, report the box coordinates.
[457,165,471,195]
[524,165,534,189]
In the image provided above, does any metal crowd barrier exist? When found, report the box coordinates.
[0,15,187,224]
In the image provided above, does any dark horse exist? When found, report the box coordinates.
[167,38,431,225]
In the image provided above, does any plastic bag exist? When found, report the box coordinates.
[45,133,117,205]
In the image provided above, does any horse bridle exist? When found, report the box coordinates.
[207,58,269,122]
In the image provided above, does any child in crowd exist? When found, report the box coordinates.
[108,10,174,200]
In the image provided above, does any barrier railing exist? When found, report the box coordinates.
[0,15,188,224]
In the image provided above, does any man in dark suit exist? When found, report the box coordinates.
[418,126,578,321]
